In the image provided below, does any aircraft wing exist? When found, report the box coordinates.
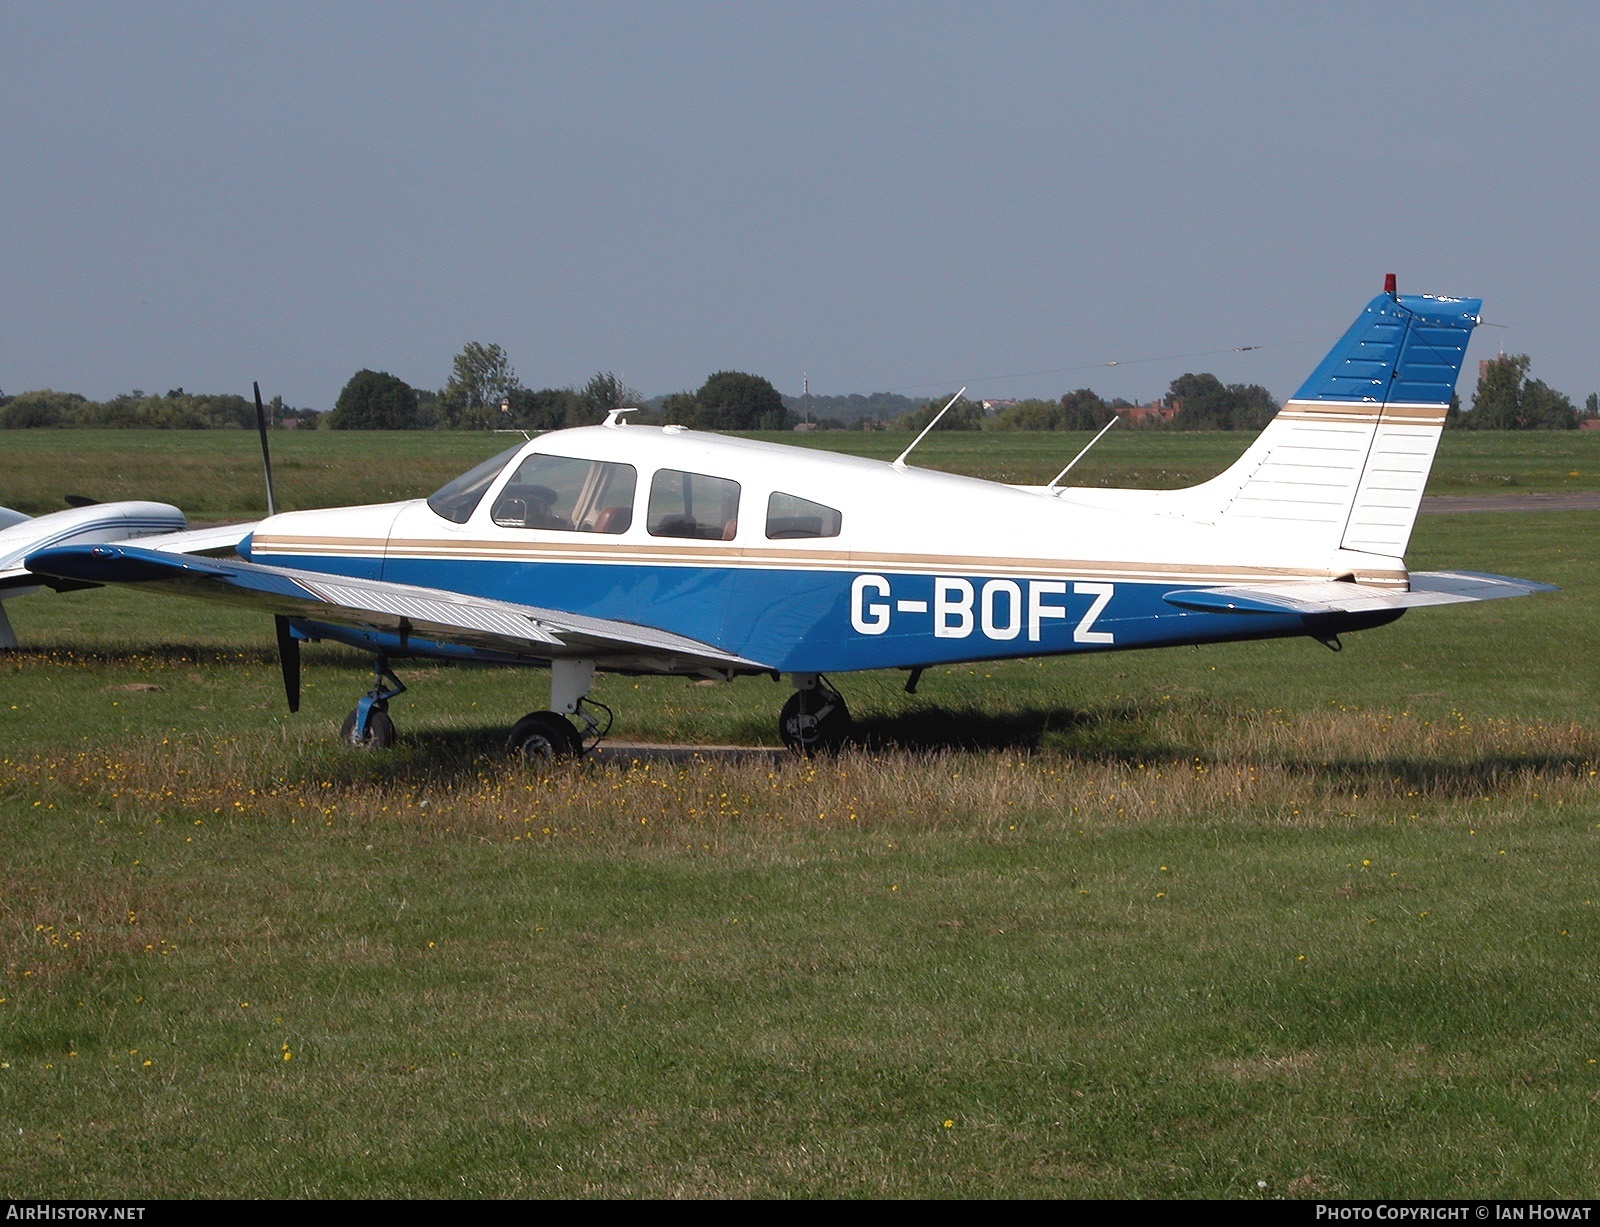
[25,542,771,675]
[1162,570,1557,616]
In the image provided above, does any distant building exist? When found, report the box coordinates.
[981,399,1019,415]
[1115,399,1177,424]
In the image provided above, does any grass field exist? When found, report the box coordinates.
[1,430,1597,1197]
[2,426,1598,517]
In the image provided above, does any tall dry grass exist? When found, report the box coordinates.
[5,703,1595,855]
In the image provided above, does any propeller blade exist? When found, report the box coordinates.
[254,381,277,518]
[274,615,300,713]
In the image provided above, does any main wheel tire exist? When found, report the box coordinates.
[340,707,396,749]
[508,710,582,760]
[778,689,852,755]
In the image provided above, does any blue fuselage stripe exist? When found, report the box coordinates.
[262,551,1374,672]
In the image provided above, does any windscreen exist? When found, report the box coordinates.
[426,444,524,524]
[490,454,637,533]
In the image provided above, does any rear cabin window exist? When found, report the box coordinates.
[647,469,741,540]
[765,492,842,539]
[490,455,637,533]
[426,444,524,524]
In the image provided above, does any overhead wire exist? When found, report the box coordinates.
[874,339,1302,396]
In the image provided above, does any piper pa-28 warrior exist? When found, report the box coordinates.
[24,278,1554,756]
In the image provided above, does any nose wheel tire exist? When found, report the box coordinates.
[508,711,582,760]
[779,687,852,755]
[339,656,406,750]
[340,707,396,749]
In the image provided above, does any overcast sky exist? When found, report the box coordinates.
[3,2,1596,409]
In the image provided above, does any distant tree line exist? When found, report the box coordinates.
[1447,354,1586,430]
[987,390,1122,432]
[880,376,1280,434]
[871,358,1597,434]
[0,387,319,430]
[782,390,923,427]
[4,345,1594,432]
[327,343,795,432]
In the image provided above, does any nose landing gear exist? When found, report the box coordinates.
[340,657,406,749]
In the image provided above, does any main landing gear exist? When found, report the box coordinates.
[506,659,611,761]
[779,673,852,755]
[506,698,612,760]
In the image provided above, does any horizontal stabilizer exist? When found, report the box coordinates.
[26,542,770,674]
[1163,570,1556,616]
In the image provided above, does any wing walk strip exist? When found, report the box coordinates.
[296,578,567,646]
[293,575,763,662]
[282,576,768,672]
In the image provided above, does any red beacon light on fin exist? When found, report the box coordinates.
[1384,272,1397,297]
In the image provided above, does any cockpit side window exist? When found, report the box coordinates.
[765,492,842,539]
[490,455,637,533]
[426,444,524,524]
[647,469,741,540]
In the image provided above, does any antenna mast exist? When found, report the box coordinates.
[893,388,966,469]
[1045,413,1120,493]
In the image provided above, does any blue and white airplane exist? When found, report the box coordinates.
[24,279,1552,755]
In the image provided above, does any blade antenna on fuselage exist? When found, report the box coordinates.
[253,381,277,518]
[1045,413,1120,494]
[892,387,966,469]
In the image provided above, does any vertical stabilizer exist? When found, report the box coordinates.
[1209,286,1479,561]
